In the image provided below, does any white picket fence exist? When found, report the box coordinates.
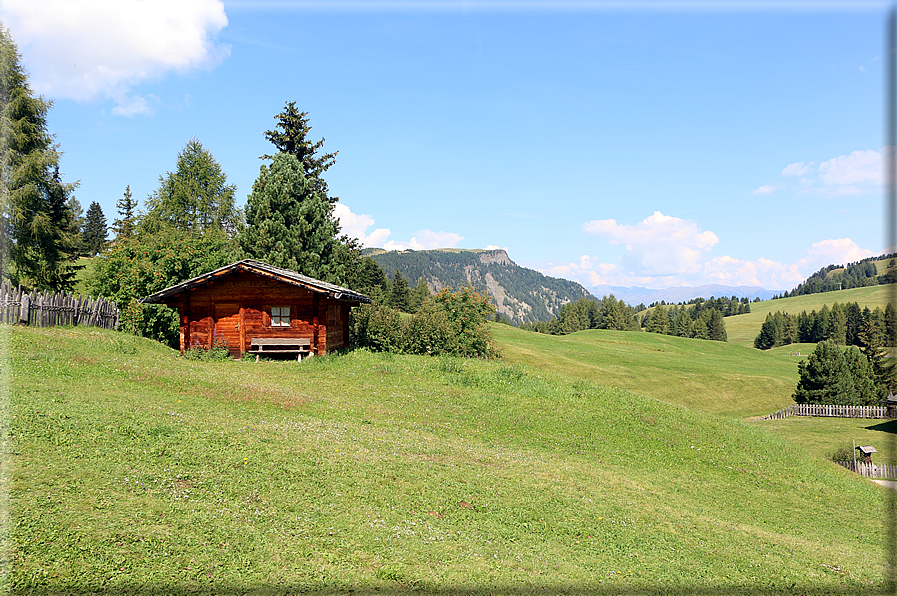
[761,404,891,420]
[0,280,119,330]
[836,460,897,480]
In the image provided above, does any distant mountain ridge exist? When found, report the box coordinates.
[365,248,596,325]
[588,284,781,307]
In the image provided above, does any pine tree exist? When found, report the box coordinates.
[112,185,137,240]
[0,26,81,290]
[409,277,430,313]
[143,139,240,237]
[82,201,107,255]
[707,308,727,342]
[389,270,412,313]
[262,102,338,204]
[238,153,339,281]
[793,341,852,404]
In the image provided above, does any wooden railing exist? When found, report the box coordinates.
[760,404,891,420]
[836,460,897,480]
[0,280,118,330]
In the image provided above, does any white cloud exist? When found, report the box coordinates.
[485,244,509,251]
[333,203,391,248]
[383,230,464,251]
[553,211,881,291]
[782,161,813,177]
[111,94,159,117]
[817,149,881,189]
[752,184,777,196]
[796,237,877,272]
[582,211,718,276]
[334,203,463,251]
[768,151,881,197]
[0,0,229,113]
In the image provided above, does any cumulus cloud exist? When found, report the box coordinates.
[334,203,462,251]
[782,161,814,177]
[752,184,777,196]
[817,150,881,190]
[383,230,464,251]
[549,211,880,291]
[0,0,229,113]
[796,238,877,272]
[582,211,718,276]
[762,150,881,197]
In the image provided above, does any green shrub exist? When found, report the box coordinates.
[350,302,403,352]
[402,302,459,356]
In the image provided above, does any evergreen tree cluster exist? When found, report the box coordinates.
[519,295,641,334]
[649,295,751,317]
[792,340,890,406]
[753,302,897,350]
[641,303,728,342]
[774,254,897,299]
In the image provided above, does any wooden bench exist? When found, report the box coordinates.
[248,337,312,360]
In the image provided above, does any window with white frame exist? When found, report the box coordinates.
[270,306,290,327]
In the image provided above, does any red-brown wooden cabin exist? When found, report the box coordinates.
[140,259,371,358]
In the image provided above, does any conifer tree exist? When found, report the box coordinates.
[238,153,340,281]
[112,185,137,240]
[143,139,240,237]
[389,270,412,312]
[409,277,430,313]
[0,26,81,290]
[82,201,107,255]
[262,102,338,204]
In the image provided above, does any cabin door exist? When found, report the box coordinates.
[214,302,241,357]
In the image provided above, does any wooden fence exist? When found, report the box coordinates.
[836,460,897,480]
[760,404,892,421]
[0,281,119,330]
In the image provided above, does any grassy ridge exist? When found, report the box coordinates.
[725,285,895,347]
[6,325,889,594]
[492,325,798,418]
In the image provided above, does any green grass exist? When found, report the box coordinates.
[492,324,799,418]
[725,285,896,347]
[5,325,891,594]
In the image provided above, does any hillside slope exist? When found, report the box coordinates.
[7,325,887,594]
[368,248,595,325]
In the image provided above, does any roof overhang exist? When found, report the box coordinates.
[140,259,372,305]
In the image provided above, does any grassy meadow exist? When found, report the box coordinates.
[4,323,894,595]
[724,285,896,347]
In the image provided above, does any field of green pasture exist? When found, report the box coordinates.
[492,324,798,418]
[725,285,896,347]
[5,324,889,595]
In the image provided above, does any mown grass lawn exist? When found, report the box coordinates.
[4,325,890,595]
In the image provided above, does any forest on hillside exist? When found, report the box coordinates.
[369,249,595,325]
[774,253,897,299]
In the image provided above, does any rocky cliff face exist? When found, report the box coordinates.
[368,248,595,325]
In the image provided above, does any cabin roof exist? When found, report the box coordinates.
[857,445,878,455]
[139,259,372,305]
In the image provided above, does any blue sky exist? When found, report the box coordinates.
[1,0,890,291]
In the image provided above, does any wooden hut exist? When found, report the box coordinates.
[140,259,371,358]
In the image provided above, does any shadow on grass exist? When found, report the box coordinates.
[12,583,886,596]
[866,419,897,434]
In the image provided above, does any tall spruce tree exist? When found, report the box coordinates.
[112,185,137,240]
[389,270,412,312]
[238,153,340,280]
[0,26,81,290]
[262,102,338,204]
[143,139,240,237]
[82,201,107,255]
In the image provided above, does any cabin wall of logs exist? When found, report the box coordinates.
[166,271,351,357]
[0,280,119,330]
